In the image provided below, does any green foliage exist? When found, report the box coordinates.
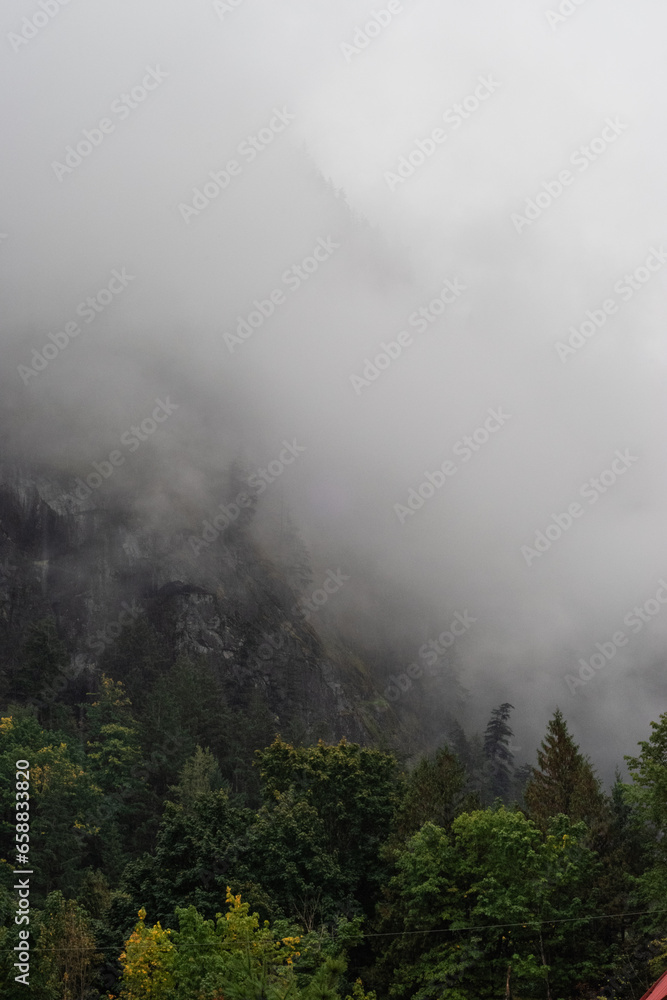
[626,710,667,919]
[626,709,667,829]
[142,656,232,770]
[393,745,471,840]
[3,675,667,1000]
[18,616,68,703]
[32,890,103,1000]
[0,712,102,899]
[118,906,175,999]
[119,785,255,928]
[169,745,224,808]
[118,890,349,1000]
[525,708,607,835]
[80,677,149,877]
[84,675,135,739]
[98,616,170,711]
[255,737,400,922]
[301,954,348,1000]
[246,786,347,928]
[376,808,603,999]
[344,981,377,1000]
[86,723,141,794]
[482,702,515,803]
[445,708,526,809]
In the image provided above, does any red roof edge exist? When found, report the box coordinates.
[639,968,667,1000]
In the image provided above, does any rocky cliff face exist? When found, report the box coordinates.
[0,460,394,745]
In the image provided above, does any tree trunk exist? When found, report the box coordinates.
[539,929,552,1000]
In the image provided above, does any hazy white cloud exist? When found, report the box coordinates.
[2,0,667,779]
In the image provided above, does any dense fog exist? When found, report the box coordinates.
[3,0,667,780]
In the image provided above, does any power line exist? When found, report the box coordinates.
[364,907,667,938]
[5,907,667,953]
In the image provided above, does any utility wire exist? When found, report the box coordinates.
[6,907,667,953]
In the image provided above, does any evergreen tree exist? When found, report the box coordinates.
[625,710,667,915]
[84,674,135,737]
[589,772,647,956]
[512,760,534,807]
[169,745,224,808]
[444,716,470,769]
[482,702,515,803]
[394,745,471,839]
[82,676,147,877]
[0,711,102,900]
[625,709,667,830]
[525,708,607,836]
[458,730,490,807]
[16,616,68,712]
[117,785,255,929]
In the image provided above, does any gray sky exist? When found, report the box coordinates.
[2,0,667,781]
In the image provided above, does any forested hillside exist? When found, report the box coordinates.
[2,464,667,998]
[4,670,667,997]
[4,0,666,995]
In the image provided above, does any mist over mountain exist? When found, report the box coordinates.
[3,0,667,787]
